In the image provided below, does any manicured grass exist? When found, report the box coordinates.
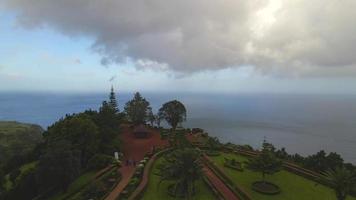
[210,153,356,200]
[141,156,216,200]
[49,171,96,200]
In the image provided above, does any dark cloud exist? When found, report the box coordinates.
[3,0,356,76]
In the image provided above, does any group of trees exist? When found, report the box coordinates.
[1,87,122,199]
[251,141,356,200]
[1,89,190,199]
[124,92,187,132]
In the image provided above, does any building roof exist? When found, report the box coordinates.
[134,124,148,133]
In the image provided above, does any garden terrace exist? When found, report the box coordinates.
[140,155,216,200]
[209,152,356,200]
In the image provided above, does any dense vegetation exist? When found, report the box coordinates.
[0,121,43,165]
[142,156,215,200]
[0,89,122,200]
[210,153,355,200]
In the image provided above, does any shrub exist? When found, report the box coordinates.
[87,154,114,170]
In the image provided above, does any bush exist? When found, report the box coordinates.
[87,154,114,170]
[251,181,281,195]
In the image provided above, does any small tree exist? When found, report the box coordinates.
[147,108,155,127]
[109,85,119,113]
[158,100,186,131]
[207,137,221,151]
[124,92,151,125]
[247,150,282,184]
[322,167,356,200]
[157,148,202,198]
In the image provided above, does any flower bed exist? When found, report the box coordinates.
[224,158,243,171]
[251,181,281,195]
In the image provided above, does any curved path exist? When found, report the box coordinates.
[105,125,168,200]
[203,165,240,200]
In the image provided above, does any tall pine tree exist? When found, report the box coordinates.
[109,85,119,113]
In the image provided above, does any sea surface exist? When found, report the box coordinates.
[1,92,356,163]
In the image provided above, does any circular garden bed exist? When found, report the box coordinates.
[252,181,281,195]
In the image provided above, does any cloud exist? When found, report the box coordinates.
[3,0,356,76]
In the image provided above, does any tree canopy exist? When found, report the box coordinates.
[322,167,356,200]
[124,92,151,125]
[157,148,202,198]
[158,100,186,131]
[247,149,282,183]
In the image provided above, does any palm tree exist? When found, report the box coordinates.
[322,167,356,200]
[157,148,202,199]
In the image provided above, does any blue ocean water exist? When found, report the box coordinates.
[1,92,356,163]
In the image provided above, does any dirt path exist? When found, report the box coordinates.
[203,165,240,200]
[105,125,168,200]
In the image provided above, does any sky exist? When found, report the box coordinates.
[1,0,356,94]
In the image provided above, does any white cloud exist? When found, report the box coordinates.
[3,0,356,77]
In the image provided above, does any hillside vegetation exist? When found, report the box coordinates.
[0,121,43,162]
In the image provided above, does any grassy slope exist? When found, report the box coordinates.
[210,153,356,200]
[3,161,38,191]
[141,156,216,200]
[0,121,43,161]
[49,171,96,200]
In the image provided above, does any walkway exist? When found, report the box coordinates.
[104,125,168,200]
[203,165,240,200]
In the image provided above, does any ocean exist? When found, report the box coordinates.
[1,92,356,163]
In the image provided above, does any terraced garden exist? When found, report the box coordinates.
[209,152,356,200]
[141,156,216,200]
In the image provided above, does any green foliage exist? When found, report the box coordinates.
[247,150,282,182]
[147,108,155,126]
[210,153,350,200]
[37,139,81,192]
[46,114,100,166]
[142,156,215,200]
[2,167,38,200]
[109,86,119,113]
[207,137,221,150]
[87,154,114,170]
[1,88,123,199]
[157,148,202,198]
[158,100,186,131]
[124,92,151,125]
[322,167,356,200]
[50,170,96,200]
[0,121,43,166]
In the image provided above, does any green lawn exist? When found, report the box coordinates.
[49,170,96,200]
[141,156,216,200]
[210,153,356,200]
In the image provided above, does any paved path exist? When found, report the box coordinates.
[105,165,135,200]
[104,125,168,200]
[203,165,240,200]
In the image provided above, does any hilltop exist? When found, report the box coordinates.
[0,121,43,163]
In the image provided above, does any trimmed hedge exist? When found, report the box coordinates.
[251,181,281,195]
